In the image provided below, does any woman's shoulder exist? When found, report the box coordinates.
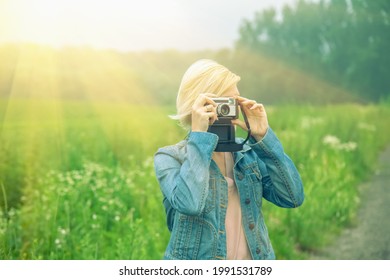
[155,139,187,160]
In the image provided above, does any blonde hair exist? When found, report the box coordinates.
[171,59,241,130]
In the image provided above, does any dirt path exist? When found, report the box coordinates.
[313,145,390,259]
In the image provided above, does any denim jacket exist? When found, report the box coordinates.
[154,127,304,260]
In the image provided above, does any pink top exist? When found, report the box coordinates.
[222,153,252,260]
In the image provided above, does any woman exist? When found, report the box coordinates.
[154,59,304,260]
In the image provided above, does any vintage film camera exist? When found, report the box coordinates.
[207,97,251,152]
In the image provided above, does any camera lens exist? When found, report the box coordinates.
[218,104,230,116]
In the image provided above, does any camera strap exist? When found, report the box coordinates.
[239,107,251,146]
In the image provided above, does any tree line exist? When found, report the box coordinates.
[237,0,390,102]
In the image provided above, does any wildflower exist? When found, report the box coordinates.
[339,142,358,152]
[58,227,67,235]
[8,208,16,218]
[66,176,75,186]
[91,224,100,229]
[72,171,83,181]
[55,239,62,249]
[300,117,324,129]
[322,135,358,152]
[323,135,341,146]
[358,122,376,131]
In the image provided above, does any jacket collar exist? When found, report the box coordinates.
[233,143,252,165]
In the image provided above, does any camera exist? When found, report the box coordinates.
[207,97,250,152]
[212,97,239,119]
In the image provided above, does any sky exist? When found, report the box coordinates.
[0,0,302,51]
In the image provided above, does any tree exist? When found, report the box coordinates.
[236,0,390,102]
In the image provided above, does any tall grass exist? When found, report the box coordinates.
[1,99,389,259]
[259,104,390,258]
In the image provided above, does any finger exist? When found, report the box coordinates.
[193,93,217,107]
[204,104,215,112]
[241,99,257,107]
[205,112,218,123]
[208,114,218,125]
[240,102,256,115]
[194,95,217,109]
[235,96,248,102]
[193,94,208,108]
[204,96,217,107]
[236,96,256,104]
[231,119,248,131]
[250,103,263,110]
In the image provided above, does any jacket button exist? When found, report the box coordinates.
[256,248,261,254]
[245,198,251,205]
[237,173,244,180]
[249,223,255,230]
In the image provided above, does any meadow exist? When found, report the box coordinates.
[1,98,389,259]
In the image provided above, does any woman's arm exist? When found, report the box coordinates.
[154,132,218,216]
[249,127,304,208]
[232,96,303,208]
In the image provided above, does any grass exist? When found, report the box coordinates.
[1,98,390,259]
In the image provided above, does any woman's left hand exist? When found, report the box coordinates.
[231,96,269,141]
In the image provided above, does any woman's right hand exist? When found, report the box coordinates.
[191,94,218,132]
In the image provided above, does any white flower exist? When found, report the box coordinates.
[340,142,358,152]
[301,117,324,129]
[58,227,67,235]
[323,135,341,146]
[323,135,357,152]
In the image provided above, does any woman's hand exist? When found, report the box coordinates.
[231,96,269,141]
[191,94,218,132]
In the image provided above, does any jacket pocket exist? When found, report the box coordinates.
[171,214,217,259]
[245,163,263,207]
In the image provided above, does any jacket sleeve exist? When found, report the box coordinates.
[154,132,218,216]
[248,127,304,208]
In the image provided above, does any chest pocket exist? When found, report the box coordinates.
[244,162,263,207]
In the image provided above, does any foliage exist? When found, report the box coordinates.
[1,160,166,259]
[1,99,389,259]
[237,0,390,102]
[1,1,390,259]
[0,98,184,209]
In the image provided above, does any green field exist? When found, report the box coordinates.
[1,0,389,261]
[1,98,389,259]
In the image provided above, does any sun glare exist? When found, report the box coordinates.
[0,0,191,50]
